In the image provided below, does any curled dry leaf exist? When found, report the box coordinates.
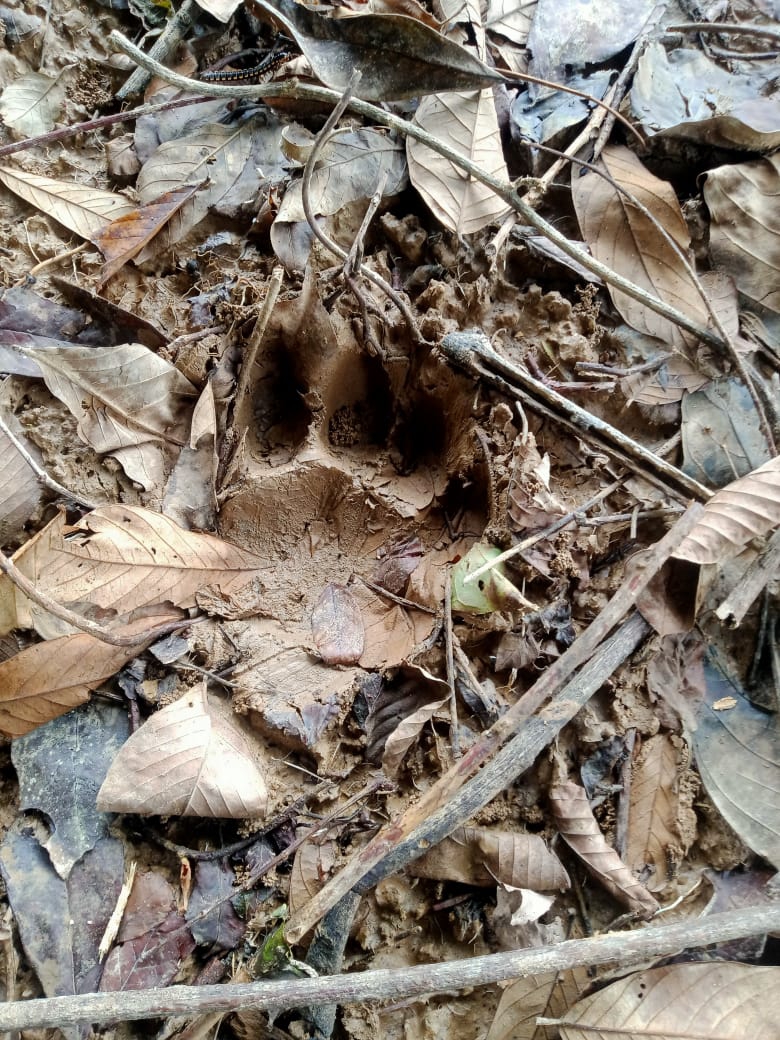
[571,144,707,350]
[557,962,780,1040]
[409,827,570,890]
[97,682,268,818]
[673,455,780,565]
[382,695,449,776]
[311,584,365,666]
[549,781,659,918]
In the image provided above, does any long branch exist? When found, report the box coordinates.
[0,905,775,1031]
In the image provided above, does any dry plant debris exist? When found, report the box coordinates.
[0,0,779,1037]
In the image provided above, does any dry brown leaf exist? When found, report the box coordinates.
[162,382,218,532]
[288,839,337,915]
[549,780,659,918]
[0,407,45,544]
[558,962,780,1040]
[93,183,203,287]
[507,437,566,530]
[97,682,268,817]
[0,505,269,638]
[571,144,707,349]
[311,584,365,665]
[410,827,570,890]
[487,967,589,1040]
[673,455,780,564]
[704,153,780,316]
[622,355,709,407]
[382,695,448,776]
[0,165,136,242]
[0,71,65,138]
[408,89,510,234]
[23,342,197,490]
[484,0,536,47]
[626,734,694,891]
[0,607,183,739]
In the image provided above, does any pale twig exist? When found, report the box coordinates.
[234,265,284,405]
[117,0,201,99]
[443,568,460,759]
[0,414,98,509]
[665,21,780,43]
[107,31,730,354]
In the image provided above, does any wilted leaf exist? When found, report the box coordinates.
[23,341,197,489]
[693,654,780,870]
[49,275,168,351]
[93,183,203,287]
[0,607,181,739]
[311,583,365,665]
[0,165,136,242]
[408,89,509,234]
[626,734,695,891]
[410,827,570,890]
[186,859,246,952]
[451,543,535,614]
[0,505,270,637]
[674,455,780,565]
[704,153,780,316]
[249,0,504,100]
[289,840,337,915]
[549,781,659,918]
[0,71,65,137]
[487,968,588,1040]
[0,407,45,544]
[572,144,707,349]
[97,683,268,818]
[681,379,772,489]
[557,962,780,1040]
[382,695,448,776]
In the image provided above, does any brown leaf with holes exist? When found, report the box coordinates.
[409,827,570,890]
[549,781,659,918]
[558,962,780,1040]
[311,584,365,665]
[97,682,268,818]
[673,455,780,564]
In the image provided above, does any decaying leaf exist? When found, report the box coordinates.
[289,839,337,915]
[0,71,65,138]
[0,165,136,242]
[0,406,45,545]
[626,734,695,891]
[382,695,449,776]
[409,827,570,890]
[557,962,780,1040]
[185,859,246,952]
[311,583,365,665]
[22,341,197,489]
[693,654,780,870]
[549,781,659,918]
[451,543,536,614]
[408,90,510,234]
[487,968,588,1040]
[0,505,269,637]
[248,0,504,101]
[673,455,780,565]
[571,144,707,349]
[97,682,268,818]
[0,606,183,739]
[162,382,219,532]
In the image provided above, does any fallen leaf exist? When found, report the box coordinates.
[487,968,588,1040]
[0,165,136,242]
[571,144,707,349]
[0,406,45,545]
[186,859,246,952]
[673,455,780,565]
[311,583,365,665]
[549,781,659,918]
[408,90,509,234]
[97,683,268,818]
[557,962,780,1040]
[289,839,337,915]
[451,543,536,614]
[162,382,219,532]
[0,71,65,138]
[249,0,504,100]
[410,827,570,889]
[382,695,448,776]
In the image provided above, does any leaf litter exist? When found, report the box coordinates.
[0,0,779,1038]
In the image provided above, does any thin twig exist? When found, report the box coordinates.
[443,568,460,759]
[234,265,284,405]
[715,526,780,627]
[0,414,98,509]
[117,0,201,99]
[665,21,780,43]
[107,32,731,355]
[614,728,637,859]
